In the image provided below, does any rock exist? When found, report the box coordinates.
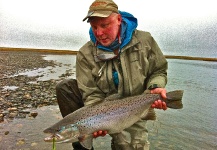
[31,142,38,147]
[20,109,31,114]
[8,112,17,118]
[30,111,38,118]
[16,138,25,145]
[17,113,27,118]
[8,107,18,112]
[23,93,31,99]
[2,111,9,115]
[0,114,4,122]
[5,131,9,135]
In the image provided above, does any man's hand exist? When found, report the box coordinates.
[93,130,108,138]
[150,88,167,110]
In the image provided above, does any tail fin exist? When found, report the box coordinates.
[166,90,184,109]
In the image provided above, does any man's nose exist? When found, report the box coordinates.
[95,28,103,36]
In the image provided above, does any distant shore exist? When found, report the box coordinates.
[0,47,76,55]
[0,47,216,62]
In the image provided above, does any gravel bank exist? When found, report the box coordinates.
[0,50,112,150]
[0,50,75,122]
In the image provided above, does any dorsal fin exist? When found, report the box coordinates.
[105,93,123,101]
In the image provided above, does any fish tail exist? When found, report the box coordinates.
[165,90,184,109]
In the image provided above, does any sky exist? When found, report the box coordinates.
[0,0,217,51]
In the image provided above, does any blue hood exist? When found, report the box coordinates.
[89,11,138,52]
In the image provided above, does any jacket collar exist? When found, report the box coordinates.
[120,29,140,53]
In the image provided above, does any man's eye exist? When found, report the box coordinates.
[102,24,109,28]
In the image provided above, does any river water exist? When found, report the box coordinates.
[147,59,217,150]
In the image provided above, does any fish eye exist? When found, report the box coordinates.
[56,129,60,132]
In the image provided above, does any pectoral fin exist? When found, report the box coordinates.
[78,135,93,150]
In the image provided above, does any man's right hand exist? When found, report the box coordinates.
[150,88,167,110]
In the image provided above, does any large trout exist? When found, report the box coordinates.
[44,90,184,149]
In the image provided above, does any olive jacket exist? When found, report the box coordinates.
[76,29,168,106]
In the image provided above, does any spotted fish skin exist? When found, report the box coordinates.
[44,90,183,149]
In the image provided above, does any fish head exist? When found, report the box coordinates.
[44,124,80,143]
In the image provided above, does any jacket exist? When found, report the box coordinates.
[76,29,168,106]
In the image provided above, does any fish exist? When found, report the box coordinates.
[43,90,184,149]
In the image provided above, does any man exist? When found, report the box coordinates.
[56,0,168,149]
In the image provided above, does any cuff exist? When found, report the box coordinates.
[148,84,159,90]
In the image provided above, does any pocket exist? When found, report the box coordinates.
[129,49,140,63]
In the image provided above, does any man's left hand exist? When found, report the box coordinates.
[93,130,108,138]
[150,88,167,110]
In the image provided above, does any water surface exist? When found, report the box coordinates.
[147,59,217,150]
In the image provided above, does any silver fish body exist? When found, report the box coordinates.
[44,90,183,149]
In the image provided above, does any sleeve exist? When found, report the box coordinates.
[146,35,168,89]
[76,50,106,106]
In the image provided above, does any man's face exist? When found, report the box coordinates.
[90,13,122,47]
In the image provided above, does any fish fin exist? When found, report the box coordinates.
[141,108,156,120]
[143,90,151,94]
[79,135,93,150]
[166,90,184,109]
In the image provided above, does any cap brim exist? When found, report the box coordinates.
[83,11,113,22]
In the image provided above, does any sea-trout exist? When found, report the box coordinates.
[44,90,184,149]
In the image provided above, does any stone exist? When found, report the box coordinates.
[30,111,38,118]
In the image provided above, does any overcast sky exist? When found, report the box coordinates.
[0,0,217,50]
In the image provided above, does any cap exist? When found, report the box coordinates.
[83,0,118,22]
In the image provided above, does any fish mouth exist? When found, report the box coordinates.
[44,133,78,143]
[44,134,64,142]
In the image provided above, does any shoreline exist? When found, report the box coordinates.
[1,47,217,62]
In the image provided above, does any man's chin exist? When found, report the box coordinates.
[99,40,111,47]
